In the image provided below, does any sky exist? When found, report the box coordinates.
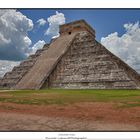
[0,9,140,77]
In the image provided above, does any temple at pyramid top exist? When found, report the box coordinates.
[0,19,140,89]
[59,19,95,37]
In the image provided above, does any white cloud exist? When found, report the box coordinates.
[0,60,20,77]
[101,21,140,73]
[37,18,46,26]
[29,40,45,54]
[0,10,47,78]
[45,11,65,38]
[0,9,33,61]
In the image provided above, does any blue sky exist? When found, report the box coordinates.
[19,9,140,43]
[0,9,140,77]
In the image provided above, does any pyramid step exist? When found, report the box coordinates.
[4,72,25,79]
[20,60,35,67]
[28,54,40,59]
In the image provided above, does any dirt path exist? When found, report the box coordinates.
[0,112,139,131]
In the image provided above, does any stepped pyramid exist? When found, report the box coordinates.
[0,19,140,89]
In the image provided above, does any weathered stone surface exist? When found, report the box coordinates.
[0,19,140,89]
[45,31,140,89]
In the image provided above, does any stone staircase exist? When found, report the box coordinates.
[14,33,78,89]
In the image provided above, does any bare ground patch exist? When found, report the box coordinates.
[0,112,139,131]
[0,102,140,131]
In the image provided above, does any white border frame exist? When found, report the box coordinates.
[0,0,140,8]
[0,132,140,139]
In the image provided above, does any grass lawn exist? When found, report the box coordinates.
[0,89,140,108]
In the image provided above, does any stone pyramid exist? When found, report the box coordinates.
[0,20,140,89]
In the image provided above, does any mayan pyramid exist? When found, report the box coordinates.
[0,19,140,89]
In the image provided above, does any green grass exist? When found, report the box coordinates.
[0,89,140,107]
